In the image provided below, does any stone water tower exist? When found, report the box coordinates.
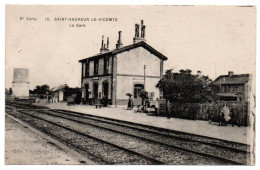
[12,68,30,99]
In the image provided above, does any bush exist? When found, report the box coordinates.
[170,103,199,120]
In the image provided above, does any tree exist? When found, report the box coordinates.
[62,84,70,100]
[5,88,9,96]
[156,69,218,103]
[9,88,13,95]
[32,84,50,95]
[29,90,34,94]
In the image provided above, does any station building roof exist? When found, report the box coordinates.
[79,41,168,62]
[212,74,250,85]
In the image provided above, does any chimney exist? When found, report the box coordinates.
[116,31,123,49]
[100,35,104,52]
[228,71,234,77]
[100,35,109,53]
[107,37,109,49]
[133,20,146,43]
[197,71,202,77]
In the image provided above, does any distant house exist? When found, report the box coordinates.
[50,87,64,102]
[79,20,167,106]
[212,71,251,102]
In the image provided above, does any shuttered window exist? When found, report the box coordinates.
[82,62,86,77]
[94,59,99,76]
[104,57,109,74]
[85,61,89,77]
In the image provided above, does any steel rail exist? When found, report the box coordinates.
[53,108,250,148]
[36,109,246,165]
[6,102,249,165]
[6,102,250,153]
[11,109,168,165]
[50,108,249,154]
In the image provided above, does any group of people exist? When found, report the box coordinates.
[127,96,173,119]
[207,103,243,127]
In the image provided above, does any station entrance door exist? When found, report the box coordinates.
[133,84,144,106]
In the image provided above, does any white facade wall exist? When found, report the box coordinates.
[58,91,64,101]
[116,46,161,102]
[117,47,161,76]
[145,77,160,98]
[116,76,160,100]
[116,76,134,100]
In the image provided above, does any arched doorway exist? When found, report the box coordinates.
[102,81,109,98]
[84,83,89,104]
[102,81,109,106]
[93,82,99,99]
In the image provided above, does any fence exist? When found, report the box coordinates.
[169,103,200,120]
[197,102,249,126]
[159,101,249,126]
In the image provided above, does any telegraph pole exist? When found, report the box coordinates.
[144,65,146,91]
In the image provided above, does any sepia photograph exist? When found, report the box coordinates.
[4,4,256,165]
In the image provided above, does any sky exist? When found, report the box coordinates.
[5,5,256,90]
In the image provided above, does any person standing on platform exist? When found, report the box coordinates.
[231,104,238,127]
[207,104,214,124]
[127,95,133,110]
[166,100,171,119]
[81,89,85,105]
[218,104,224,126]
[237,106,243,127]
[155,98,160,116]
[223,103,231,126]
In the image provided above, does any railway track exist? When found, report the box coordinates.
[51,109,250,151]
[5,102,250,151]
[5,102,251,165]
[6,108,166,164]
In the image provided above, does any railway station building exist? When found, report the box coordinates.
[79,20,168,106]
